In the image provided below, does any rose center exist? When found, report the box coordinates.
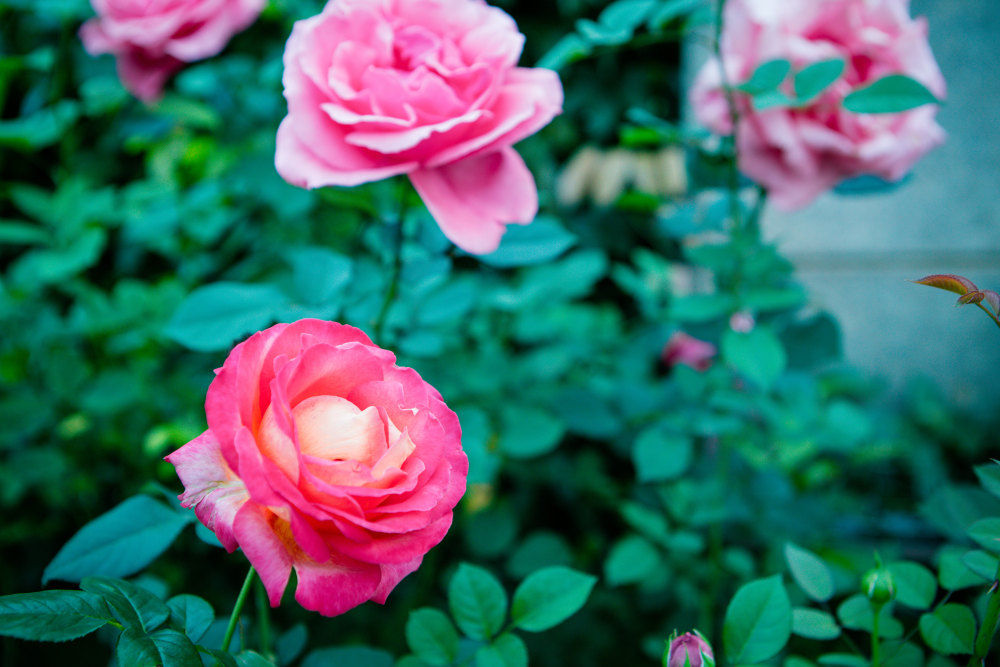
[291,395,384,464]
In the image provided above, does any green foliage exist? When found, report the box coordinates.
[510,567,597,632]
[784,543,835,602]
[448,564,508,641]
[842,75,941,114]
[0,590,114,641]
[722,575,792,663]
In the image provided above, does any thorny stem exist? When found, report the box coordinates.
[967,565,1000,667]
[221,568,256,653]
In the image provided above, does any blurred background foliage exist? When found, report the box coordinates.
[1,0,998,665]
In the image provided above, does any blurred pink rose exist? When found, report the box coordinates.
[665,631,715,667]
[166,319,467,616]
[80,0,266,102]
[275,0,563,254]
[691,0,946,210]
[662,332,717,371]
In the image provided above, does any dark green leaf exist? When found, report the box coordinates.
[968,518,1000,553]
[286,247,352,305]
[167,594,214,642]
[511,567,597,632]
[300,646,394,667]
[722,575,792,663]
[117,628,200,667]
[0,590,113,641]
[448,564,508,641]
[722,327,787,390]
[975,462,1000,498]
[632,426,692,482]
[736,59,792,94]
[499,406,565,459]
[604,535,661,586]
[918,604,975,655]
[80,577,169,632]
[937,547,988,590]
[843,74,940,114]
[887,561,936,609]
[835,594,902,638]
[43,495,193,584]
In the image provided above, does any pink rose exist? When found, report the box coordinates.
[80,0,266,102]
[274,0,563,254]
[691,0,946,210]
[165,319,468,616]
[665,631,715,667]
[662,332,717,372]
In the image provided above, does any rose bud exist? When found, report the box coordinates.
[664,630,715,667]
[662,332,717,372]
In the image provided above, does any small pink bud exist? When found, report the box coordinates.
[729,311,755,333]
[664,631,715,667]
[661,332,716,372]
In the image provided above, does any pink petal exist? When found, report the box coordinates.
[232,504,293,606]
[409,146,538,254]
[292,554,381,616]
[372,557,424,604]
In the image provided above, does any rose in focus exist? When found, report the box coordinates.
[691,0,946,210]
[275,0,563,254]
[662,332,717,372]
[166,319,467,616]
[80,0,266,102]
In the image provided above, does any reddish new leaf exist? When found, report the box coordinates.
[913,274,978,296]
[957,291,986,306]
[983,290,1000,317]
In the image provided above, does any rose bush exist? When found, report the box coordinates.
[662,332,717,371]
[274,0,563,254]
[691,0,946,210]
[80,0,266,101]
[166,319,467,616]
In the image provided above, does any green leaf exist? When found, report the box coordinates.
[0,220,49,245]
[448,564,508,641]
[632,426,692,482]
[961,550,999,581]
[968,518,1000,553]
[974,462,1000,498]
[166,594,214,642]
[511,567,597,632]
[784,543,835,602]
[276,624,308,665]
[300,646,394,667]
[117,628,200,667]
[478,217,577,268]
[722,327,787,390]
[835,594,902,638]
[0,100,80,150]
[165,282,289,352]
[0,590,113,641]
[722,575,792,663]
[937,546,988,590]
[817,655,868,667]
[918,604,975,655]
[791,608,841,640]
[669,293,736,322]
[794,59,845,103]
[475,633,528,667]
[604,535,661,586]
[752,89,795,111]
[80,577,169,632]
[236,651,277,666]
[498,406,565,459]
[43,495,194,584]
[882,641,924,667]
[285,247,352,305]
[843,74,940,114]
[887,561,936,609]
[737,59,792,94]
[536,34,591,70]
[506,532,573,579]
[405,609,459,666]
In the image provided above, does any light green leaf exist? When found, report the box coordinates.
[835,594,902,638]
[478,217,577,268]
[737,59,792,94]
[511,567,597,632]
[937,547,988,590]
[43,495,193,584]
[817,655,868,667]
[968,518,1000,553]
[975,462,1000,498]
[794,59,845,103]
[405,609,459,666]
[722,327,787,390]
[604,535,661,586]
[722,575,792,663]
[843,74,940,114]
[165,282,289,352]
[475,633,528,667]
[0,590,113,641]
[499,406,565,459]
[285,247,352,305]
[887,561,936,609]
[632,426,692,482]
[448,564,508,641]
[784,543,834,602]
[792,608,841,640]
[918,604,975,655]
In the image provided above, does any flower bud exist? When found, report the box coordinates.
[862,566,896,605]
[663,630,715,667]
[661,332,717,372]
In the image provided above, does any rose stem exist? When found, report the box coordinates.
[255,577,274,658]
[222,567,257,653]
[373,178,410,344]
